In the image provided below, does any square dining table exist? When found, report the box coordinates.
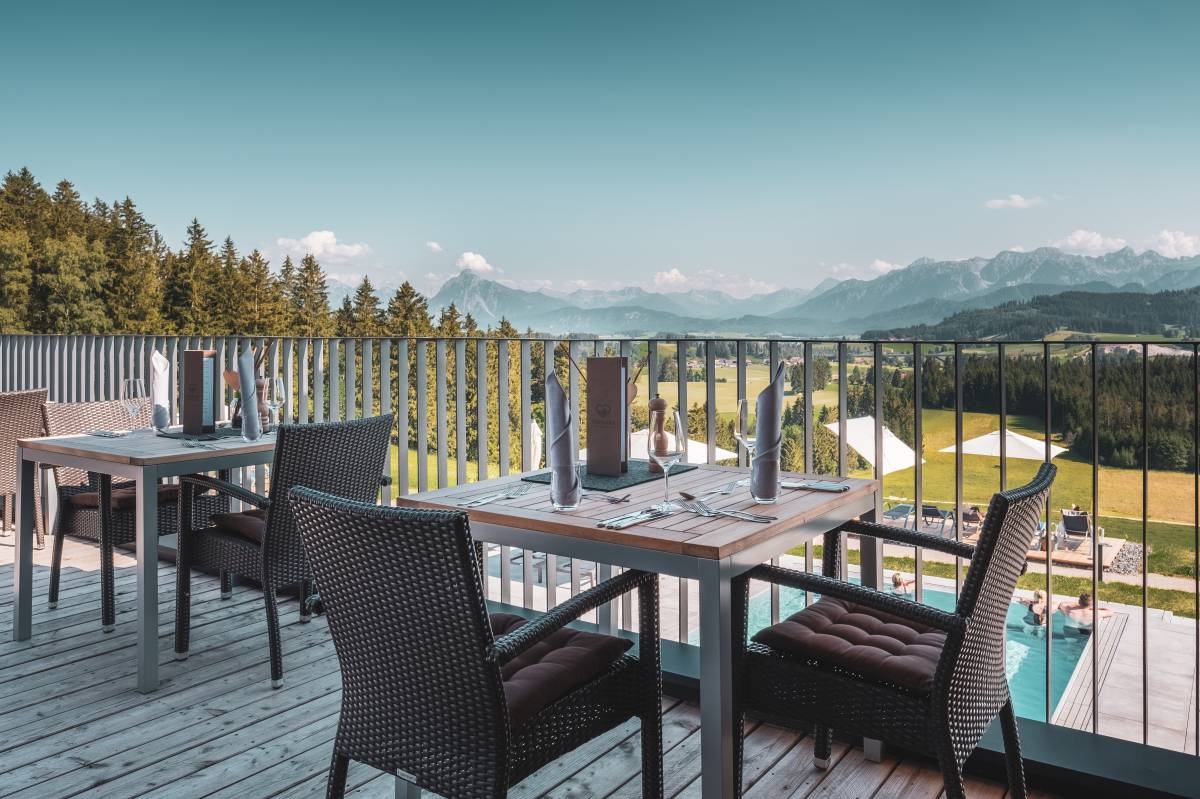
[11,429,276,693]
[396,463,880,799]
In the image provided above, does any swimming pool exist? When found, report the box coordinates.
[705,584,1088,722]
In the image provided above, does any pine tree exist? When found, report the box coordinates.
[334,295,354,336]
[210,237,245,333]
[350,276,383,336]
[292,253,332,336]
[37,234,109,332]
[0,228,33,331]
[105,198,164,333]
[163,218,217,333]
[240,250,287,335]
[278,255,297,332]
[48,180,87,239]
[384,281,432,337]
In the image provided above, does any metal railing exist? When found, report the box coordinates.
[2,332,1197,755]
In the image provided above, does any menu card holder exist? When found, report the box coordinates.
[182,349,218,435]
[585,356,628,477]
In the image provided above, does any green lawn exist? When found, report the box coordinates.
[390,445,500,493]
[861,408,1198,578]
[632,362,837,417]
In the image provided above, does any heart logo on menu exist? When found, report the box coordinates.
[596,403,612,418]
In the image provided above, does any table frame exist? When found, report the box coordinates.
[13,438,275,693]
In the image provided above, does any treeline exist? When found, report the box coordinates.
[864,287,1200,341]
[0,167,501,341]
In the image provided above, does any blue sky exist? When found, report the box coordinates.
[4,1,1199,296]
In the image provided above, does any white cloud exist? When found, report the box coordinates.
[824,258,903,280]
[423,272,447,293]
[455,251,496,274]
[1153,229,1200,258]
[1053,229,1128,255]
[425,240,443,253]
[653,267,688,288]
[498,278,554,291]
[984,193,1046,210]
[276,230,370,261]
[867,259,899,275]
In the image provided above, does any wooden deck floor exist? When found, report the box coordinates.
[0,536,1054,798]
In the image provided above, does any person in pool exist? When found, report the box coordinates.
[890,571,916,595]
[1057,592,1113,633]
[1021,589,1049,627]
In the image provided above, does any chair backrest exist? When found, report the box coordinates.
[922,504,943,518]
[0,390,48,495]
[42,399,150,488]
[940,462,1055,768]
[289,487,509,796]
[1061,510,1090,535]
[261,414,393,573]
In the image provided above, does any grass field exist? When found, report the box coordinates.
[862,409,1198,578]
[632,363,837,417]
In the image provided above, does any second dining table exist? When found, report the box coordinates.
[396,462,880,799]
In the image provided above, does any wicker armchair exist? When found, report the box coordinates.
[175,414,393,687]
[42,399,228,630]
[733,462,1055,799]
[0,389,47,548]
[289,487,663,799]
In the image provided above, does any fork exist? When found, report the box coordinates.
[582,492,631,504]
[683,499,776,523]
[677,480,741,504]
[457,483,532,508]
[182,439,218,451]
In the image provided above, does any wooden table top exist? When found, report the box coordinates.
[18,428,276,467]
[395,464,877,560]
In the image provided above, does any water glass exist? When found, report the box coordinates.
[647,408,684,513]
[121,378,147,431]
[265,377,285,432]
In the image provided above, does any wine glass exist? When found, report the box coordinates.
[120,378,147,433]
[734,398,756,485]
[265,377,285,432]
[647,408,685,513]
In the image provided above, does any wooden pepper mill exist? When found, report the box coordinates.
[648,394,669,473]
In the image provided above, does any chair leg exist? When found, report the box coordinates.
[264,581,284,688]
[935,739,967,799]
[326,752,349,799]
[1000,699,1028,799]
[220,570,233,599]
[48,516,66,609]
[641,706,664,798]
[813,725,833,770]
[99,478,116,632]
[174,536,192,661]
[300,579,313,622]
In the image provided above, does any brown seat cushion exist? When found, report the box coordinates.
[751,597,946,694]
[210,508,268,544]
[490,612,633,728]
[67,483,182,511]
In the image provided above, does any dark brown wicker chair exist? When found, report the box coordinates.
[288,487,663,799]
[0,389,47,548]
[175,414,393,687]
[42,399,228,630]
[733,462,1055,799]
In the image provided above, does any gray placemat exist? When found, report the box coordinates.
[521,459,698,491]
[156,426,246,441]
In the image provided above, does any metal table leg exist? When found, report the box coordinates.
[136,467,160,693]
[12,456,35,641]
[699,557,735,799]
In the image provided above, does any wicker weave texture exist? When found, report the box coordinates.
[0,389,47,544]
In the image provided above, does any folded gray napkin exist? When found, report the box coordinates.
[151,350,170,430]
[546,371,580,507]
[238,346,262,441]
[750,362,786,500]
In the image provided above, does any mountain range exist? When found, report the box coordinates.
[407,247,1200,336]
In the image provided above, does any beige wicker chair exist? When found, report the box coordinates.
[0,389,48,548]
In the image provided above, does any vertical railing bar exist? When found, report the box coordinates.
[298,338,310,424]
[477,339,489,482]
[397,339,410,497]
[1091,342,1101,733]
[363,338,375,421]
[1142,343,1149,746]
[519,341,532,471]
[954,343,964,595]
[837,342,847,476]
[380,339,393,504]
[1044,341,1054,724]
[705,341,716,464]
[543,340,558,609]
[497,340,510,477]
[314,339,326,423]
[768,340,782,625]
[647,340,659,400]
[999,342,1008,491]
[803,341,814,473]
[328,339,341,422]
[435,339,448,488]
[913,342,923,603]
[416,341,428,492]
[456,338,468,484]
[343,339,356,422]
[675,339,688,640]
[568,340,581,464]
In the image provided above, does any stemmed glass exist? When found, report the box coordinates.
[647,408,685,513]
[265,377,285,432]
[734,398,756,485]
[120,378,148,433]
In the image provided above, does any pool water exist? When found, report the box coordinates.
[701,584,1088,722]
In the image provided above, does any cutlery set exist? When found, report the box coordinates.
[456,483,533,508]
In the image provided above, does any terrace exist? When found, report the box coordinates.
[3,332,1200,798]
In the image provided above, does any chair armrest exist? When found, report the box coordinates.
[180,474,269,510]
[746,563,965,634]
[842,519,975,560]
[492,569,654,667]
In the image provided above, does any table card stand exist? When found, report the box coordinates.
[585,356,628,476]
[182,349,219,435]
